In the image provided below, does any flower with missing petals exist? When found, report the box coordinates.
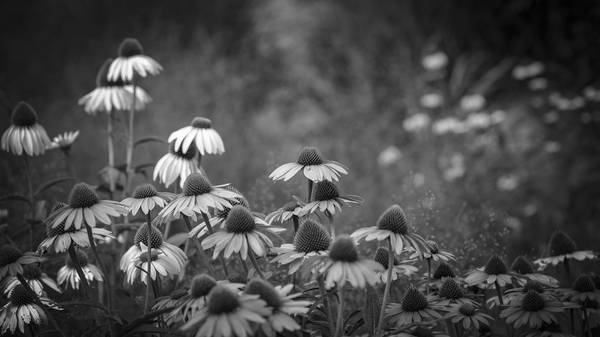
[245,279,311,335]
[108,38,162,82]
[316,235,382,289]
[271,220,331,274]
[168,117,225,155]
[500,291,567,329]
[534,231,596,270]
[46,130,79,152]
[386,286,443,327]
[352,205,430,255]
[57,249,103,289]
[202,206,283,260]
[47,183,128,230]
[269,147,348,182]
[180,285,270,337]
[373,247,418,283]
[121,183,175,216]
[153,142,200,188]
[1,102,51,156]
[0,245,42,278]
[3,264,60,296]
[299,180,362,217]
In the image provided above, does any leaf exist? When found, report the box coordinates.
[0,194,31,206]
[363,285,381,336]
[34,177,74,196]
[134,136,164,148]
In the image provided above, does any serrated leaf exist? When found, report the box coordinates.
[34,177,74,196]
[134,136,164,148]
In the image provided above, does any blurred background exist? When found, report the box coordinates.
[1,0,600,267]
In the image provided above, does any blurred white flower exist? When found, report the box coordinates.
[497,174,519,191]
[490,110,507,124]
[441,153,465,181]
[548,92,585,111]
[460,94,486,111]
[421,51,448,71]
[523,203,538,216]
[47,131,80,151]
[433,117,467,135]
[403,113,431,132]
[512,62,544,80]
[544,141,561,153]
[412,173,425,187]
[377,145,402,167]
[420,93,444,109]
[528,78,548,91]
[505,216,522,232]
[544,111,559,124]
[583,86,600,101]
[465,112,492,129]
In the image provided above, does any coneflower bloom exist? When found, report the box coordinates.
[120,224,186,285]
[271,220,331,275]
[265,199,304,225]
[168,117,225,155]
[1,101,51,156]
[57,249,103,289]
[432,262,456,281]
[158,173,241,222]
[152,289,188,326]
[299,180,362,216]
[39,203,113,254]
[46,130,79,152]
[178,274,243,322]
[445,303,493,330]
[511,255,558,287]
[245,279,311,335]
[568,275,600,303]
[386,286,443,327]
[0,245,42,278]
[3,264,60,296]
[496,280,558,309]
[78,58,151,114]
[316,235,382,289]
[0,285,55,334]
[373,247,418,283]
[434,278,476,308]
[202,206,283,260]
[465,255,514,288]
[189,186,249,238]
[108,38,162,82]
[352,205,430,255]
[412,240,455,262]
[47,183,128,230]
[121,183,175,216]
[180,285,270,337]
[269,146,348,182]
[500,290,566,328]
[534,231,596,270]
[153,142,200,188]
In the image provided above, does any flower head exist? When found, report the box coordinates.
[569,275,600,303]
[3,264,61,296]
[0,285,53,334]
[272,219,330,274]
[387,286,443,327]
[445,303,493,331]
[511,255,558,287]
[57,249,103,289]
[465,255,514,288]
[433,262,456,280]
[501,290,566,328]
[413,240,455,262]
[535,231,596,269]
[1,102,51,156]
[153,141,200,188]
[269,146,348,182]
[168,117,225,155]
[373,247,418,283]
[121,183,175,215]
[265,198,304,225]
[108,38,162,81]
[177,274,243,322]
[47,130,79,152]
[435,278,476,308]
[0,245,42,278]
[300,180,362,217]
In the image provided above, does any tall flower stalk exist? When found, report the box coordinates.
[375,238,394,337]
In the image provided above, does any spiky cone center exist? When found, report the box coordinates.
[297,147,324,165]
[373,247,397,269]
[22,264,42,280]
[521,291,546,311]
[66,250,89,268]
[439,279,464,299]
[11,102,38,127]
[245,278,283,310]
[458,303,476,316]
[377,205,409,234]
[191,117,212,129]
[9,285,37,306]
[573,275,596,293]
[412,327,434,337]
[294,220,331,253]
[313,181,340,201]
[191,274,217,298]
[96,59,125,87]
[169,141,197,160]
[69,183,99,208]
[523,280,545,294]
[511,255,534,274]
[118,38,144,57]
[182,173,212,196]
[433,262,455,279]
[207,286,240,315]
[0,245,22,266]
[134,224,163,249]
[401,287,428,312]
[328,235,359,263]
[133,183,158,199]
[484,256,508,275]
[224,206,256,234]
[549,231,577,256]
[216,197,249,219]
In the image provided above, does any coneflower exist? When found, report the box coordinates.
[269,146,348,183]
[108,38,162,82]
[0,284,57,334]
[3,264,60,296]
[534,231,596,280]
[168,117,225,156]
[121,183,175,216]
[300,180,362,217]
[386,286,443,327]
[153,141,200,188]
[373,247,418,283]
[465,256,515,305]
[1,102,51,156]
[178,274,243,322]
[57,249,102,290]
[435,278,476,308]
[500,290,567,328]
[511,255,558,287]
[0,245,42,278]
[445,302,493,331]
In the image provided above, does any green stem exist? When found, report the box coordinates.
[563,258,571,284]
[144,213,152,314]
[201,212,229,277]
[125,83,137,197]
[85,225,113,315]
[238,253,249,276]
[317,275,335,336]
[248,250,265,279]
[374,238,394,337]
[307,179,313,203]
[106,112,116,197]
[334,284,345,337]
[23,156,34,250]
[494,280,504,305]
[292,215,299,234]
[67,245,90,296]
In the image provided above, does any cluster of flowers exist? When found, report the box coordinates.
[1,38,599,337]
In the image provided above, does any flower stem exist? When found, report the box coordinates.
[334,284,345,337]
[375,238,394,337]
[494,280,504,305]
[426,258,431,295]
[125,83,137,197]
[292,215,299,234]
[248,250,265,279]
[106,112,116,197]
[85,225,113,315]
[307,179,313,203]
[67,245,90,296]
[563,258,571,284]
[144,213,152,314]
[23,156,34,250]
[584,307,592,337]
[201,213,229,277]
[317,275,336,336]
[238,253,249,276]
